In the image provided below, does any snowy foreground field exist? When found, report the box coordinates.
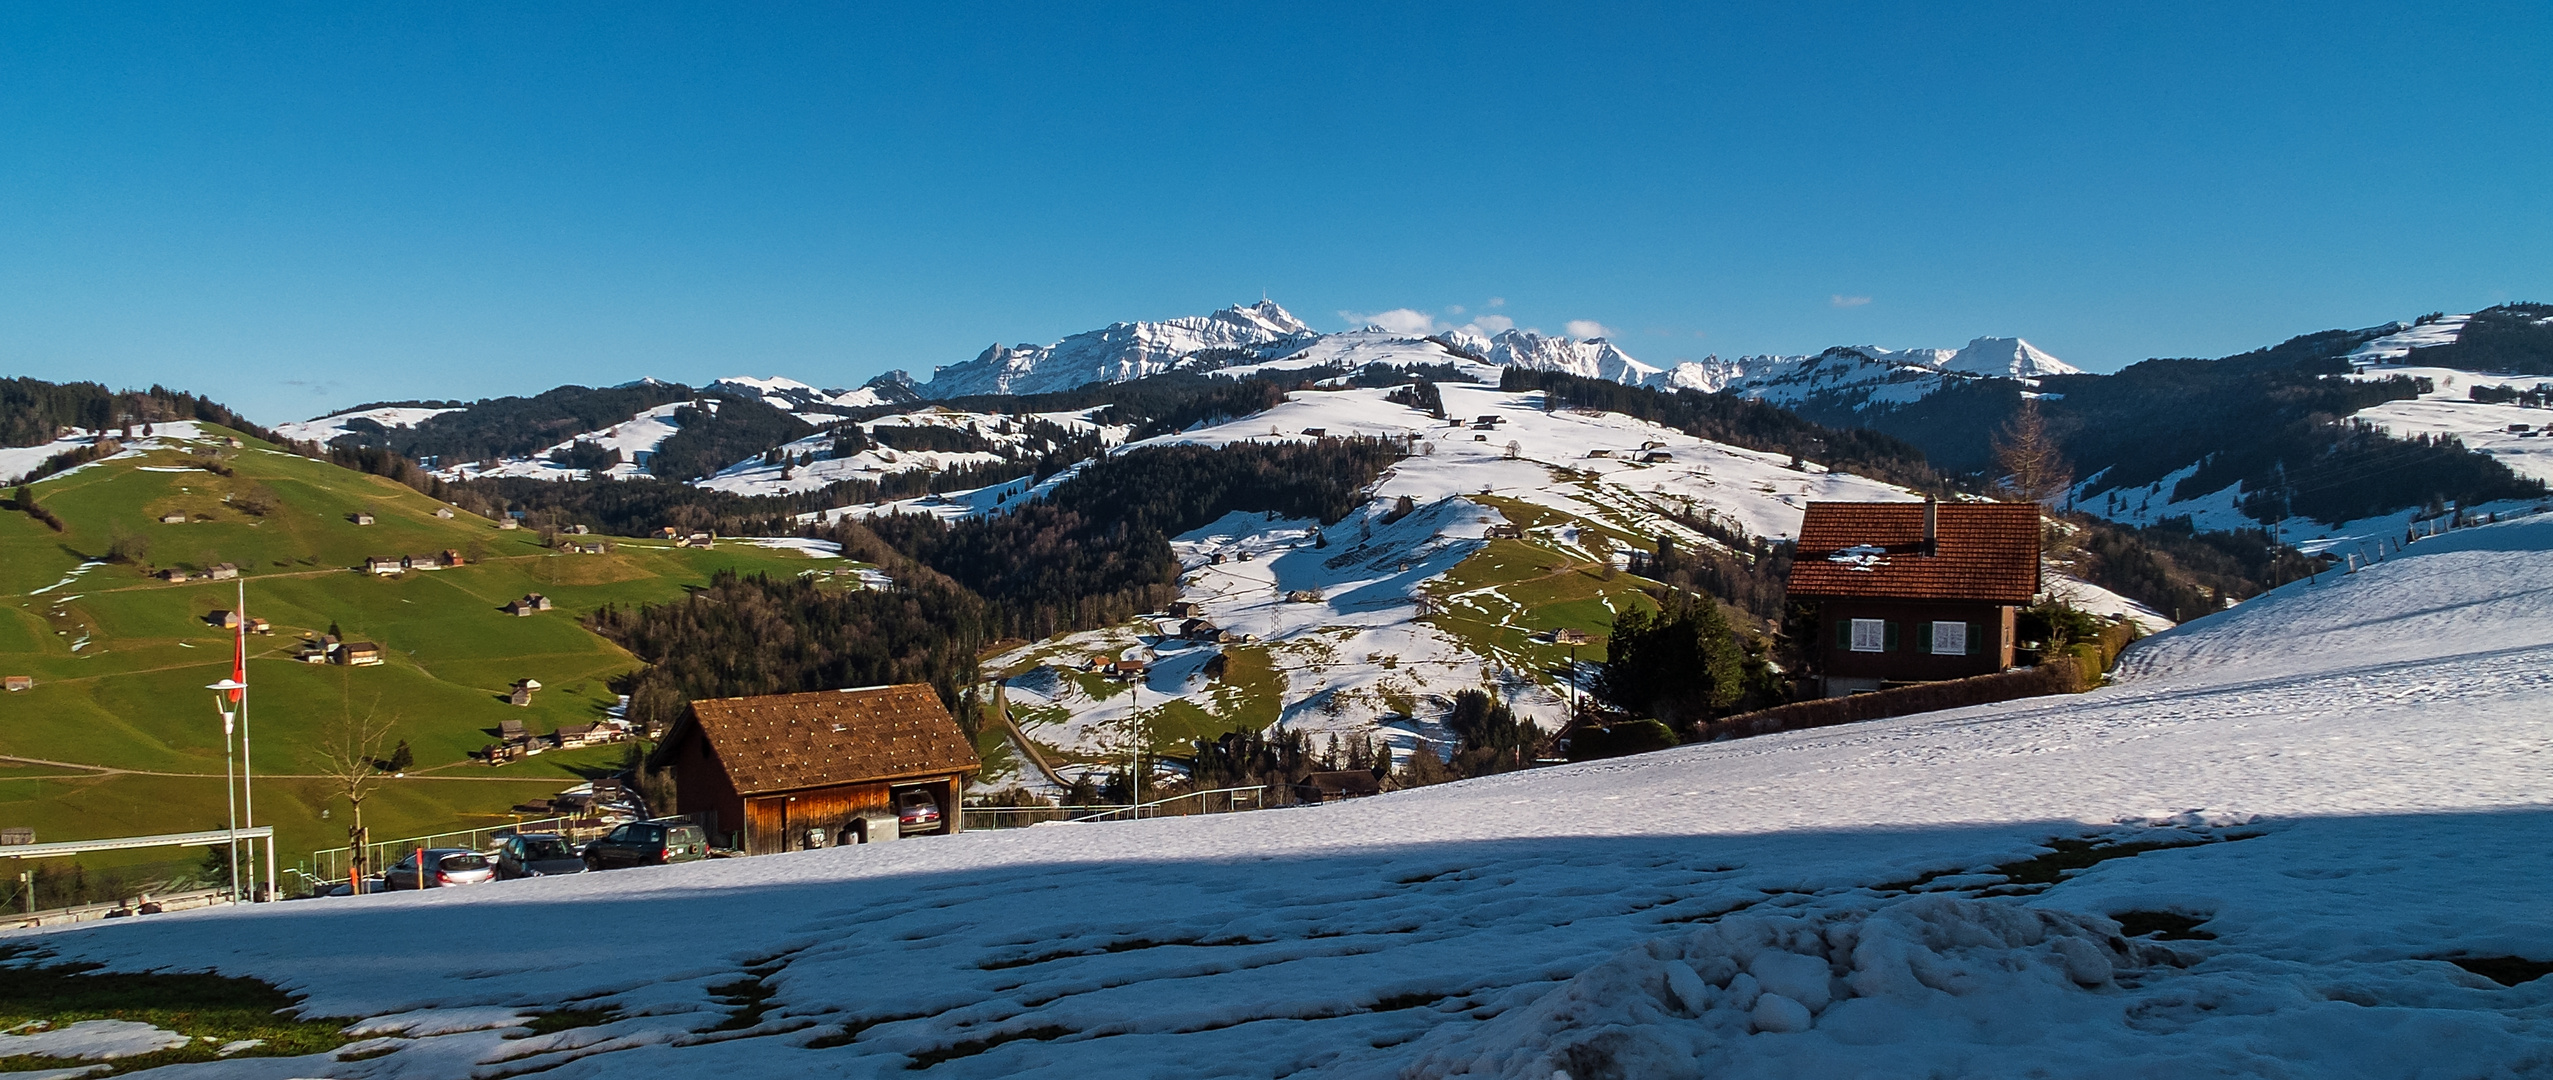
[14,521,2553,1078]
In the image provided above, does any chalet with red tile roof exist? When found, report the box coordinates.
[650,684,979,854]
[1787,498,2041,698]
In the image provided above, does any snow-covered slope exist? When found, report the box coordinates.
[700,406,1128,497]
[2342,365,2553,485]
[708,375,914,423]
[16,515,2551,1079]
[269,405,462,446]
[980,383,1923,777]
[438,401,697,481]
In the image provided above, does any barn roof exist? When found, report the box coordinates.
[665,684,979,795]
[1786,501,2041,603]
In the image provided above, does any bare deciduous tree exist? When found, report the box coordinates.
[1992,398,2073,505]
[318,699,396,891]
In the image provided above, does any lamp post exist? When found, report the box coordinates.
[206,678,246,904]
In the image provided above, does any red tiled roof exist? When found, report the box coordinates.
[671,684,979,795]
[1786,501,2041,603]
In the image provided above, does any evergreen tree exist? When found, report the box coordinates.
[1593,595,1745,731]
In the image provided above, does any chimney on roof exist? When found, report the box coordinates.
[1923,495,1938,556]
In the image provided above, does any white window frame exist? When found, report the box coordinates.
[1849,618,1886,653]
[1930,620,1967,656]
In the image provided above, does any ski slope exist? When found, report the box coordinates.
[14,458,2548,1080]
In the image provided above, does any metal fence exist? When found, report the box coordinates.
[962,786,1270,830]
[297,815,615,891]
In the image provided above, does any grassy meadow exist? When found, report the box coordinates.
[1,429,837,868]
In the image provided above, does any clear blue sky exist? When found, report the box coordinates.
[4,3,2548,422]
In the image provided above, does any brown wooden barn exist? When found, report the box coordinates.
[1787,498,2041,698]
[651,684,980,854]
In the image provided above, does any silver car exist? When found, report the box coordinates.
[382,848,497,890]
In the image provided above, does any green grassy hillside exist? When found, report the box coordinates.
[0,426,839,871]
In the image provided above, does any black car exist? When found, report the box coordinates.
[583,820,709,870]
[492,833,587,879]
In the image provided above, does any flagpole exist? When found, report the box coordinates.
[221,697,239,903]
[235,578,267,901]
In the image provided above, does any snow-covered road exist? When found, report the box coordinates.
[9,519,2551,1078]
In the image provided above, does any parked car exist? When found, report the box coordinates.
[314,876,388,898]
[897,790,943,834]
[491,833,587,879]
[381,848,497,890]
[583,820,708,870]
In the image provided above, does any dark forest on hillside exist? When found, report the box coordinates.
[2402,304,2553,375]
[0,377,280,450]
[323,383,700,464]
[851,439,1405,639]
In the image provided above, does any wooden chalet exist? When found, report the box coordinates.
[4,676,32,693]
[362,555,403,575]
[206,563,240,580]
[205,609,242,629]
[509,678,542,706]
[652,684,980,854]
[337,641,385,667]
[504,594,553,616]
[1786,498,2041,698]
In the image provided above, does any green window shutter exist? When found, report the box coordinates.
[1968,622,1982,655]
[1835,620,1851,650]
[1882,620,1898,652]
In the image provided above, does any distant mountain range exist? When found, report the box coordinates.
[908,299,2081,409]
[192,298,2552,545]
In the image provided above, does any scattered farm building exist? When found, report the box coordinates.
[1785,499,2041,698]
[652,684,980,854]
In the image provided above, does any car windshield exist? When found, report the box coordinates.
[439,853,491,871]
[521,839,574,860]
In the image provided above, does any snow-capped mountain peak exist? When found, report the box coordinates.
[1941,336,2080,379]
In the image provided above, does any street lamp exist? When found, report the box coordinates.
[206,678,246,904]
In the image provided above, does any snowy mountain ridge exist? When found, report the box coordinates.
[911,299,2076,405]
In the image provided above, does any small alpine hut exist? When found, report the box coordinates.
[651,684,980,854]
[1786,497,2041,698]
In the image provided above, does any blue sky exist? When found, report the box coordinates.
[4,3,2548,422]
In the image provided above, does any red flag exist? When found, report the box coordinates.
[229,582,246,703]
